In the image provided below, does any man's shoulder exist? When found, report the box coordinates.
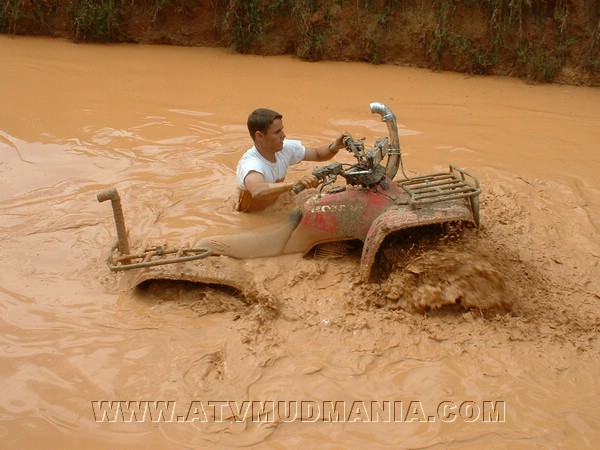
[238,146,262,166]
[281,139,305,164]
[236,146,267,189]
[283,139,303,151]
[240,146,260,158]
[237,146,270,177]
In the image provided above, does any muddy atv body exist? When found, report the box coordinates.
[97,102,480,293]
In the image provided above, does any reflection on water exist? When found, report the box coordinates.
[1,35,600,449]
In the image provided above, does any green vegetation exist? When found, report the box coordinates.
[69,0,127,42]
[222,0,266,53]
[1,0,21,34]
[1,0,598,85]
[587,19,600,72]
[291,0,325,61]
[1,0,55,35]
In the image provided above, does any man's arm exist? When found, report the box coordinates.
[243,170,296,201]
[303,132,347,162]
[242,132,348,203]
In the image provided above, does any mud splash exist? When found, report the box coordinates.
[1,36,600,449]
[364,235,515,314]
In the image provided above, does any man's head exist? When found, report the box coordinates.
[247,108,286,155]
[247,108,283,142]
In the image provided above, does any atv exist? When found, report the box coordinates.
[97,102,480,294]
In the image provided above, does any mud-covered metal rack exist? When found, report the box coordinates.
[106,244,212,271]
[398,165,480,226]
[97,188,211,271]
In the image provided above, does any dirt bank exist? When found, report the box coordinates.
[2,0,599,86]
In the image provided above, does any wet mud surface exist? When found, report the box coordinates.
[1,36,599,448]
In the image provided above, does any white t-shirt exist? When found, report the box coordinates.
[236,139,305,189]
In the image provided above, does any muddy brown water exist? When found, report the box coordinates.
[1,36,599,449]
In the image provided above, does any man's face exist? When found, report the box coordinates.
[258,118,286,153]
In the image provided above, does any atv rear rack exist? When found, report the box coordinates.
[398,165,480,226]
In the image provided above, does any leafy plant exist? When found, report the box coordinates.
[1,0,21,33]
[222,0,265,53]
[516,39,562,83]
[292,0,326,61]
[70,0,127,43]
[1,0,56,34]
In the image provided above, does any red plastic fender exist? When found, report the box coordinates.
[359,201,475,281]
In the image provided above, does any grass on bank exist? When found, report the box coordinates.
[1,0,598,84]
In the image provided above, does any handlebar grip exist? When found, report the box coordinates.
[292,183,306,194]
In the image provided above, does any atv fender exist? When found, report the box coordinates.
[359,201,475,281]
[131,255,257,296]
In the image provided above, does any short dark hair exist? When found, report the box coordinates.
[247,108,282,141]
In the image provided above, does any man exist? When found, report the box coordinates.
[236,107,347,212]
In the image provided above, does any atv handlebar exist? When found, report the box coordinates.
[292,162,344,194]
[291,133,382,195]
[292,101,401,195]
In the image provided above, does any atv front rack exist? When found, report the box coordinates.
[106,243,212,272]
[97,188,212,271]
[398,165,480,226]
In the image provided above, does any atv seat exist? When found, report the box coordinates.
[195,209,303,259]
